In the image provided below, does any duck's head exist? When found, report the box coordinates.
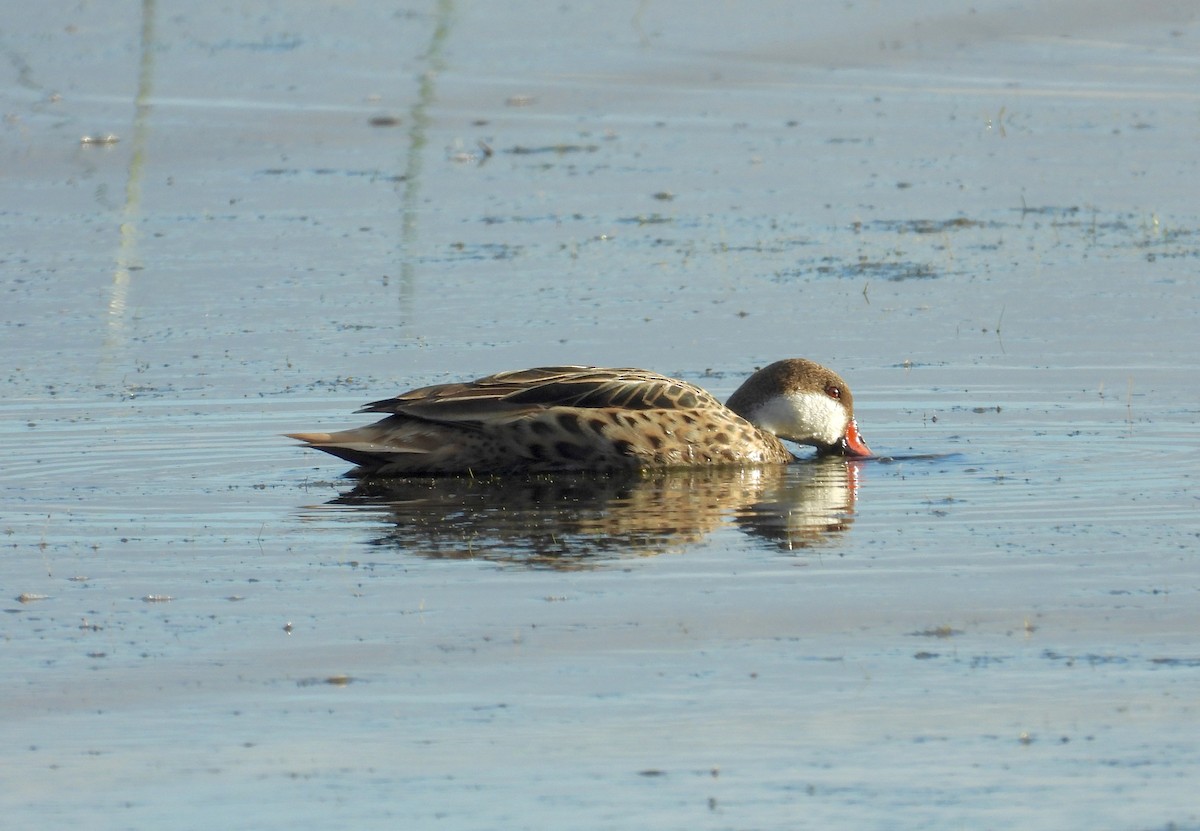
[726,358,872,458]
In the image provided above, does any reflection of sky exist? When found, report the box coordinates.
[3,3,1200,827]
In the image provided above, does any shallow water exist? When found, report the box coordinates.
[3,2,1199,829]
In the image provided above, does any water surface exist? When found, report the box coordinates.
[3,2,1198,829]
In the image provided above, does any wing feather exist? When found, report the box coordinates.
[357,366,721,423]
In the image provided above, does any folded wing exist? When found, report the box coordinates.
[357,366,721,424]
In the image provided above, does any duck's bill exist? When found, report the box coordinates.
[837,419,873,457]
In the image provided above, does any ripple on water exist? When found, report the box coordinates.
[1,398,323,548]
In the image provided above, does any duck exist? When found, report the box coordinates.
[287,358,871,476]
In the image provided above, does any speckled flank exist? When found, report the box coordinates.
[509,407,793,470]
[288,359,867,475]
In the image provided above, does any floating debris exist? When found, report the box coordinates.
[910,625,962,638]
[80,133,120,145]
[16,593,50,603]
[142,594,173,603]
[505,143,597,155]
[296,674,354,687]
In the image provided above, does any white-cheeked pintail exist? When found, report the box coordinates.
[287,358,871,475]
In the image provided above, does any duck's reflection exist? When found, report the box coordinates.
[311,459,864,568]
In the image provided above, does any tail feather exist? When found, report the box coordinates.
[285,431,334,444]
[286,428,438,472]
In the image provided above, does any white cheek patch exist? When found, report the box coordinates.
[753,392,846,446]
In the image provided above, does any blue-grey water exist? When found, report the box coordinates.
[3,2,1198,829]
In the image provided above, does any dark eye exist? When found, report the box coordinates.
[824,384,841,400]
